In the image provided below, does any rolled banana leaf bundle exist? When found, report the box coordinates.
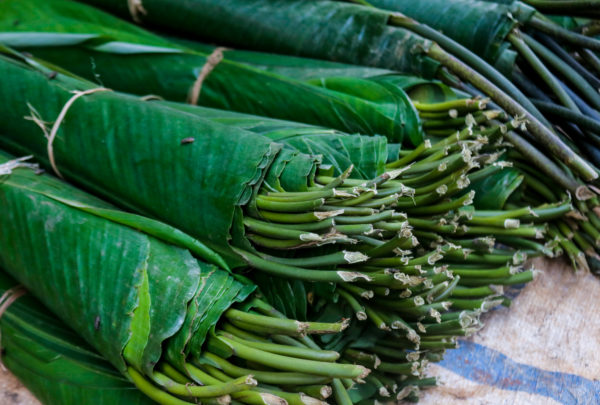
[0,151,373,405]
[0,0,423,145]
[163,42,589,273]
[0,49,569,403]
[3,0,586,200]
[0,46,558,347]
[76,0,598,192]
[67,0,600,273]
[343,0,600,272]
[368,0,600,163]
[4,1,564,275]
[0,0,572,205]
[0,110,516,403]
[0,270,154,405]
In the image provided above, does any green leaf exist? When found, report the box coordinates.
[468,167,524,209]
[372,75,461,104]
[0,151,252,383]
[160,102,389,179]
[308,76,423,145]
[0,53,281,266]
[368,0,534,64]
[0,269,153,404]
[0,0,418,141]
[77,0,441,76]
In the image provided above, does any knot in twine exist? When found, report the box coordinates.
[24,87,111,179]
[187,47,229,105]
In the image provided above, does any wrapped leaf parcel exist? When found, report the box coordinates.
[0,152,364,404]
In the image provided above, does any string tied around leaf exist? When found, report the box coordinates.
[24,87,112,179]
[187,47,229,105]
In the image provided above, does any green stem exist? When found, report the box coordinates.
[522,32,600,111]
[213,335,368,379]
[246,234,322,249]
[260,250,368,268]
[334,210,396,224]
[462,225,545,239]
[200,353,330,386]
[528,15,600,52]
[258,210,340,224]
[458,270,535,286]
[450,266,514,279]
[322,205,375,216]
[233,247,366,283]
[405,191,474,215]
[153,372,255,397]
[219,332,339,362]
[580,49,600,75]
[224,309,345,335]
[451,286,498,298]
[338,288,368,320]
[332,379,353,405]
[364,305,390,330]
[508,32,579,112]
[256,196,324,212]
[127,367,198,405]
[254,387,321,405]
[533,100,600,134]
[387,13,551,126]
[244,217,322,240]
[221,323,270,343]
[521,0,600,17]
[495,236,554,256]
[286,384,332,400]
[262,189,335,201]
[413,98,487,113]
[423,111,499,129]
[427,43,598,183]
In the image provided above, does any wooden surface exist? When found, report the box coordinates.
[420,257,600,404]
[0,369,38,405]
[2,257,599,405]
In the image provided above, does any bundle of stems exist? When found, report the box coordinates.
[366,0,600,165]
[0,0,422,145]
[0,49,565,400]
[5,0,587,202]
[352,0,600,271]
[0,1,589,403]
[76,0,597,193]
[115,0,598,274]
[0,151,368,405]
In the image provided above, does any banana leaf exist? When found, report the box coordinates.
[76,0,598,187]
[0,271,155,405]
[468,167,525,210]
[0,151,368,404]
[0,52,287,267]
[0,53,401,289]
[180,38,396,81]
[0,51,409,289]
[0,0,422,145]
[78,0,441,79]
[182,40,463,104]
[158,102,388,179]
[371,0,526,65]
[479,0,600,18]
[368,0,535,70]
[0,150,255,376]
